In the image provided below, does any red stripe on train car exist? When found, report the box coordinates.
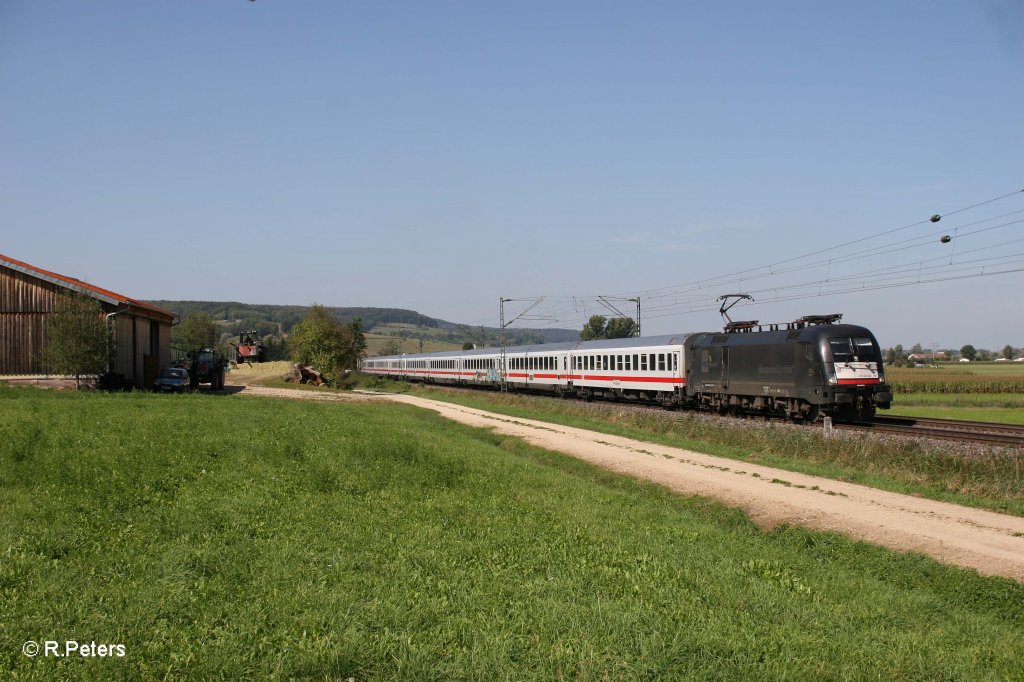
[836,378,881,385]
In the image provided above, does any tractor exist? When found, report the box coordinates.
[189,347,227,390]
[235,330,266,365]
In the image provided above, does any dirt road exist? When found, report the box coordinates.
[238,384,1024,582]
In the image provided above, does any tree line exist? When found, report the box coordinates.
[885,343,1020,365]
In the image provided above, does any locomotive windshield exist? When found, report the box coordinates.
[829,337,878,363]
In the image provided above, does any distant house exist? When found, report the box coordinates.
[907,352,947,362]
[0,253,175,387]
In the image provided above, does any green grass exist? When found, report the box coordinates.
[892,392,1024,408]
[2,387,1023,679]
[353,377,1024,517]
[885,392,1024,424]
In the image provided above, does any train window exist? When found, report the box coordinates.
[632,354,638,371]
[829,339,853,363]
[658,354,665,371]
[854,338,878,362]
[640,355,647,371]
[672,354,678,371]
[649,353,655,370]
[617,355,623,370]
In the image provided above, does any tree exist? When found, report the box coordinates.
[381,339,403,356]
[261,334,289,361]
[580,315,608,341]
[462,341,475,350]
[884,346,909,366]
[174,312,217,350]
[1003,345,1015,360]
[43,294,108,388]
[960,344,977,361]
[340,317,367,370]
[289,306,366,383]
[605,317,638,339]
[910,343,923,355]
[580,315,637,340]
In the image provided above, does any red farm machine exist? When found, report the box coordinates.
[234,330,266,365]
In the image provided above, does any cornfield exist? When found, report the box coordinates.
[885,367,1024,394]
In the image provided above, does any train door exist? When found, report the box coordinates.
[695,344,726,393]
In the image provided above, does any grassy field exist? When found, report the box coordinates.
[363,332,461,356]
[239,365,1024,513]
[1,387,1023,679]
[886,362,1024,394]
[352,376,1024,517]
[885,361,1024,422]
[886,392,1024,424]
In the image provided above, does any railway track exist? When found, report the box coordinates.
[839,415,1024,448]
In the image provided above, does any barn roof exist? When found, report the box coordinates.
[0,252,175,319]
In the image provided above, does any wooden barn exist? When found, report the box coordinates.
[0,252,175,388]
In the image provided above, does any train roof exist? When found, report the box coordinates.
[687,323,878,346]
[366,333,695,362]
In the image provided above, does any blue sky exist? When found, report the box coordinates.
[2,1,1022,349]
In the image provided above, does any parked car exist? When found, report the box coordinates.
[154,367,191,393]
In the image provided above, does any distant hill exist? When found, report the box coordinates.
[146,300,580,348]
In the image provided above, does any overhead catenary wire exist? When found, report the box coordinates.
[613,188,1024,300]
[466,188,1024,335]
